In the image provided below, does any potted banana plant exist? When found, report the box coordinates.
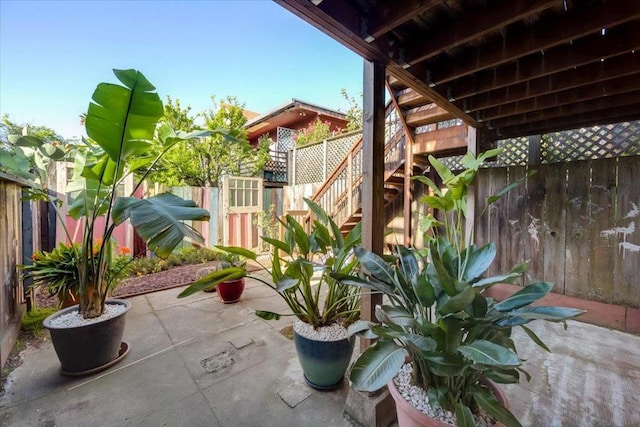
[335,151,585,426]
[34,69,226,375]
[179,198,362,390]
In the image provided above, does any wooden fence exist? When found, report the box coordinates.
[474,156,640,308]
[0,173,51,368]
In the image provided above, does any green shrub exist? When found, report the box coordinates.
[127,246,220,277]
[22,307,57,336]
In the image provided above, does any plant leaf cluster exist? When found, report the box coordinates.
[179,198,362,329]
[335,150,584,427]
[25,69,217,319]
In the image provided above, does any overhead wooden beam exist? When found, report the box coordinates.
[414,125,468,156]
[478,74,640,122]
[498,106,640,137]
[387,65,480,128]
[425,2,640,86]
[274,0,386,63]
[447,23,640,101]
[406,104,455,127]
[366,0,441,40]
[463,53,640,112]
[491,90,640,129]
[406,0,559,65]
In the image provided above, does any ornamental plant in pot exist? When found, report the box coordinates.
[179,198,361,390]
[31,69,224,375]
[335,150,585,426]
[23,241,131,308]
[214,252,247,303]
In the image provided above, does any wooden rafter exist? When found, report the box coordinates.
[365,0,441,41]
[423,3,640,86]
[405,0,559,65]
[464,53,640,112]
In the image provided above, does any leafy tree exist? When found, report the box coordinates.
[146,96,269,187]
[0,115,69,184]
[341,89,363,131]
[294,117,335,146]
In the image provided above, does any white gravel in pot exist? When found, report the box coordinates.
[48,303,128,328]
[394,363,496,427]
[293,320,348,341]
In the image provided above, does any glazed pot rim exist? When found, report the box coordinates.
[43,298,131,330]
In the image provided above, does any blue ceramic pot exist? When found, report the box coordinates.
[293,328,355,391]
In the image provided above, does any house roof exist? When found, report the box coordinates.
[275,0,640,141]
[245,98,348,140]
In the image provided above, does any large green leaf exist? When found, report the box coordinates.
[458,340,521,367]
[377,305,415,327]
[86,69,162,163]
[473,386,522,427]
[331,272,393,294]
[494,282,553,312]
[437,285,476,315]
[413,274,436,307]
[421,352,465,376]
[178,268,245,297]
[455,404,475,427]
[112,193,210,257]
[462,243,496,282]
[304,197,329,224]
[214,245,258,261]
[354,246,396,285]
[350,340,406,392]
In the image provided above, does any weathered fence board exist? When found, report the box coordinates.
[541,163,567,294]
[564,161,591,300]
[613,157,640,306]
[588,158,617,302]
[475,157,640,308]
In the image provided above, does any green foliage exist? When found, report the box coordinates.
[253,204,279,253]
[146,95,269,187]
[21,307,58,336]
[341,89,363,131]
[179,198,362,329]
[336,151,584,426]
[22,241,131,306]
[26,69,216,319]
[0,115,69,184]
[127,246,220,276]
[293,118,335,146]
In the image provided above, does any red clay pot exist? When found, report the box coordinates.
[388,378,509,427]
[216,278,245,303]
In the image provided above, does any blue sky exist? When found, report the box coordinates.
[0,0,363,139]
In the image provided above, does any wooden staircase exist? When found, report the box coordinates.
[307,80,470,235]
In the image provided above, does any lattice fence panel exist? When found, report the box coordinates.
[295,142,324,184]
[326,132,360,177]
[277,127,298,152]
[439,122,640,171]
[542,121,640,163]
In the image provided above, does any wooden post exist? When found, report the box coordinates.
[528,135,542,165]
[361,59,386,347]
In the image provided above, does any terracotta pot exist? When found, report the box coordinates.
[293,328,355,391]
[43,299,131,375]
[216,278,245,303]
[388,378,509,427]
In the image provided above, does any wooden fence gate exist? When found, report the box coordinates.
[222,176,263,250]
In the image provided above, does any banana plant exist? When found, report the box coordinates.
[36,69,226,318]
[334,151,585,427]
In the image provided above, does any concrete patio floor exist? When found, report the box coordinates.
[1,270,639,426]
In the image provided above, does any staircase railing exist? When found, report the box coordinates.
[309,103,405,228]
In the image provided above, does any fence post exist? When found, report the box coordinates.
[291,147,297,186]
[528,135,542,165]
[323,139,328,181]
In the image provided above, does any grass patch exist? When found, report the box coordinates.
[22,307,57,336]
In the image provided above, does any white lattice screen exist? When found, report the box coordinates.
[440,121,640,171]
